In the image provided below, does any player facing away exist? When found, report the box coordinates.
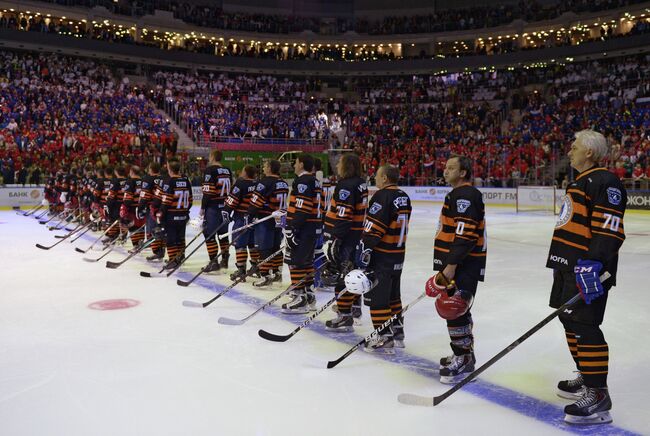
[139,162,166,261]
[282,153,322,314]
[157,158,193,270]
[323,153,368,332]
[121,165,144,247]
[224,165,259,281]
[248,159,289,287]
[546,130,626,425]
[357,165,412,352]
[200,150,233,273]
[429,155,486,383]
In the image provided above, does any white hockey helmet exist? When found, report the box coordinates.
[344,269,377,295]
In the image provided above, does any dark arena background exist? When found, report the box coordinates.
[1,0,649,434]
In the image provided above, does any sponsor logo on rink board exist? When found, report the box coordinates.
[0,186,43,207]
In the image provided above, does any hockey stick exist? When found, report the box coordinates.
[175,221,250,287]
[34,208,50,220]
[218,257,326,326]
[217,213,277,240]
[258,295,337,342]
[17,204,43,216]
[39,210,65,225]
[106,236,155,269]
[53,219,85,238]
[82,229,129,262]
[50,213,83,232]
[138,226,208,278]
[35,219,95,250]
[181,247,285,308]
[74,219,119,254]
[327,291,427,369]
[397,272,612,407]
[69,219,100,243]
[46,210,76,230]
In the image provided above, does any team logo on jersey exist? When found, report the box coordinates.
[369,203,382,215]
[297,184,308,194]
[606,187,622,206]
[555,195,573,228]
[256,183,265,191]
[232,186,240,194]
[456,199,471,213]
[339,189,351,200]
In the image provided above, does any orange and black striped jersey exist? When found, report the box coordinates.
[324,176,368,244]
[546,167,626,284]
[322,177,336,215]
[362,185,411,271]
[139,174,164,209]
[225,178,257,216]
[248,176,289,217]
[160,176,193,220]
[434,184,486,281]
[201,165,232,209]
[94,178,112,206]
[123,177,142,210]
[286,173,322,233]
[107,177,127,209]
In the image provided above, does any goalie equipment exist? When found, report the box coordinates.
[425,272,455,298]
[344,269,377,295]
[435,289,474,320]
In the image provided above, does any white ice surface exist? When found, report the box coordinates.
[1,205,649,436]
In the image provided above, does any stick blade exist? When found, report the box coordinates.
[82,257,99,263]
[176,279,191,287]
[35,243,50,250]
[105,261,121,269]
[139,271,153,278]
[217,317,244,326]
[182,300,204,308]
[397,393,434,407]
[258,329,290,342]
[75,247,88,253]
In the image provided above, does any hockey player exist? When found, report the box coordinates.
[357,165,411,352]
[139,162,165,261]
[248,160,289,287]
[105,166,127,242]
[157,158,193,269]
[282,154,322,314]
[121,166,144,247]
[312,158,326,290]
[224,165,258,280]
[200,150,233,273]
[546,130,626,425]
[248,160,289,288]
[428,155,486,383]
[323,153,368,332]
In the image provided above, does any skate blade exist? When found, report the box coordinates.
[440,373,476,385]
[324,326,354,333]
[280,308,311,315]
[393,340,405,348]
[564,411,612,425]
[556,389,585,401]
[363,347,395,355]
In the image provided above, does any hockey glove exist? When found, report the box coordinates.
[575,259,604,305]
[356,241,372,269]
[221,210,231,224]
[425,272,455,298]
[153,226,166,241]
[136,205,148,220]
[284,229,298,250]
[324,238,342,266]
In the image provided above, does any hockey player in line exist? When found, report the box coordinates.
[139,162,166,262]
[355,165,411,352]
[248,159,289,287]
[157,158,193,270]
[323,153,368,332]
[281,154,322,314]
[199,150,233,273]
[428,155,487,383]
[546,130,626,425]
[224,165,259,281]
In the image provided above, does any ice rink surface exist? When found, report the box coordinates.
[1,204,649,436]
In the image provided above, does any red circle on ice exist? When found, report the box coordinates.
[88,299,140,311]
